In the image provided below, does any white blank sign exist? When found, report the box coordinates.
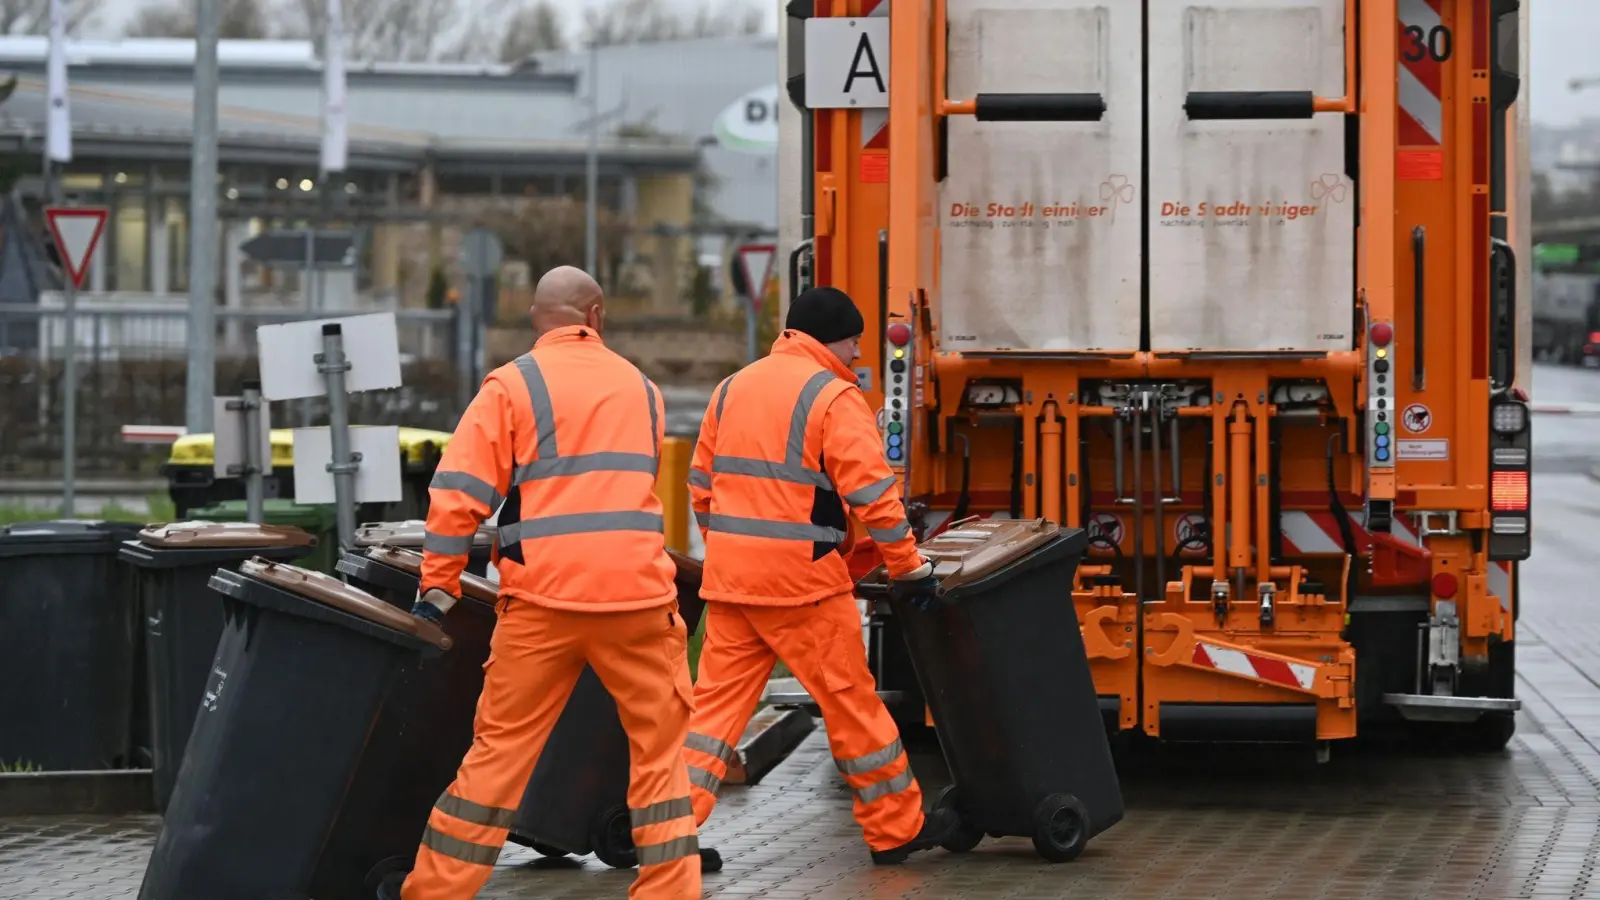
[257,313,403,401]
[291,425,404,505]
[212,395,272,479]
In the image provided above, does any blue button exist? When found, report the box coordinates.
[887,447,902,461]
[1375,448,1390,462]
[887,434,902,448]
[1376,435,1389,448]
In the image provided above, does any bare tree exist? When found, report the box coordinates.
[498,0,566,62]
[279,0,502,63]
[0,0,103,34]
[125,0,271,39]
[581,0,765,48]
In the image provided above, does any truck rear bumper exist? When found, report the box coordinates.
[1382,693,1521,723]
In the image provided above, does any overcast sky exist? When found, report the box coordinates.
[84,0,1598,127]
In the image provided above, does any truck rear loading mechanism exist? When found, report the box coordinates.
[776,0,1531,755]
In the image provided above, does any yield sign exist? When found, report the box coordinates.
[44,206,109,289]
[736,243,777,306]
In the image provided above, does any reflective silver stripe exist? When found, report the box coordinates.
[688,765,721,794]
[421,825,502,866]
[855,768,915,805]
[643,373,661,461]
[788,370,838,466]
[868,521,912,544]
[694,510,710,528]
[636,834,700,866]
[705,514,847,543]
[712,455,834,490]
[835,738,904,776]
[430,470,503,510]
[423,531,476,555]
[500,511,665,545]
[714,375,735,422]
[688,468,712,490]
[843,475,896,507]
[629,796,693,828]
[514,452,658,483]
[433,791,517,829]
[685,732,736,765]
[514,353,559,459]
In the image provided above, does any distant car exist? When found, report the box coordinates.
[1583,331,1600,368]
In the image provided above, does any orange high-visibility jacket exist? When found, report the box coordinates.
[689,329,922,606]
[421,324,677,611]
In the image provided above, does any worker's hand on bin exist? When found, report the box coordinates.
[889,558,943,611]
[411,587,459,623]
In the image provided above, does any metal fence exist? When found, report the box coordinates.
[0,303,469,479]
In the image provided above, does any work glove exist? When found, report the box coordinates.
[412,587,458,623]
[888,558,943,611]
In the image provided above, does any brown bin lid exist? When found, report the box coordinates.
[667,548,702,586]
[363,545,498,605]
[921,518,1060,594]
[239,556,452,650]
[138,520,315,549]
[354,520,497,549]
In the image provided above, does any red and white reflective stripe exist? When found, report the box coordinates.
[1530,402,1600,417]
[1279,508,1420,556]
[121,424,188,444]
[1487,560,1512,612]
[1191,641,1317,692]
[1398,0,1444,146]
[859,0,889,149]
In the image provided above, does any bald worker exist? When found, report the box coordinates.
[387,266,705,900]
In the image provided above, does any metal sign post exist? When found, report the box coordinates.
[43,206,109,516]
[733,242,777,363]
[317,323,360,551]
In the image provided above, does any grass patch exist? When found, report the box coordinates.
[0,759,41,773]
[0,492,175,526]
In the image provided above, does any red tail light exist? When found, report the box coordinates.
[1431,573,1459,599]
[1589,332,1600,343]
[1491,471,1529,511]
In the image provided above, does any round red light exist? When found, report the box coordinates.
[1431,572,1459,600]
[886,323,912,346]
[1370,323,1393,347]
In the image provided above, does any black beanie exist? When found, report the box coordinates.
[785,287,865,344]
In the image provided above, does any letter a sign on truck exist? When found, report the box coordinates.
[44,206,109,289]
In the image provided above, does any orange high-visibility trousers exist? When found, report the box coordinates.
[681,593,924,852]
[402,601,701,900]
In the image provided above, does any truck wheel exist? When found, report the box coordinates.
[1463,711,1516,753]
[589,804,638,869]
[931,785,984,853]
[1030,793,1090,863]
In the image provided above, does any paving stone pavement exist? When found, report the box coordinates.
[5,473,1600,900]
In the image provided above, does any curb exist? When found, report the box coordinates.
[0,769,156,817]
[724,707,817,787]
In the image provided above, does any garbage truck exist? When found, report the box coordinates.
[776,0,1532,754]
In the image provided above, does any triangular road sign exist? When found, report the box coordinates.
[44,206,109,289]
[736,243,777,306]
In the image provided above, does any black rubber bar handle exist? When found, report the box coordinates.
[1184,91,1315,121]
[1412,226,1426,391]
[973,93,1105,122]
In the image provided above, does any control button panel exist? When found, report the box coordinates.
[884,321,911,466]
[1366,321,1394,470]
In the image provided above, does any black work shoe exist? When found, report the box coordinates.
[700,846,724,873]
[869,808,960,865]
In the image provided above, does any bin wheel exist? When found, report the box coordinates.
[1030,793,1090,863]
[363,856,411,893]
[931,785,984,853]
[590,804,639,869]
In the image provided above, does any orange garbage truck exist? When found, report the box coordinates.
[775,0,1531,755]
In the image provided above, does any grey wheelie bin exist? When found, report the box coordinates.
[119,521,316,812]
[0,519,143,771]
[137,558,450,900]
[353,519,498,577]
[508,549,708,868]
[312,545,500,899]
[859,518,1122,862]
